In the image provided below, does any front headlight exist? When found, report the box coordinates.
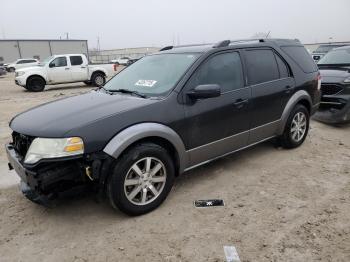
[344,77,350,83]
[15,71,25,77]
[24,137,84,164]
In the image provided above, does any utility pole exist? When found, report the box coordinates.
[65,32,69,40]
[97,36,100,52]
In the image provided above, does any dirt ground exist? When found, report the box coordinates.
[0,73,349,262]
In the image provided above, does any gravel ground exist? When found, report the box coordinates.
[0,73,349,262]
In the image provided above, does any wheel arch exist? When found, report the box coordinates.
[103,123,188,175]
[26,74,47,86]
[277,90,312,135]
[90,70,106,80]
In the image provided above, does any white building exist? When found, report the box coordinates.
[0,39,88,64]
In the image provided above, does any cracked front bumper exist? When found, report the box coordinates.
[313,94,350,124]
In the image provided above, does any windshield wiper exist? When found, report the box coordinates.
[107,88,147,98]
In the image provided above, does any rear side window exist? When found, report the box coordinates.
[275,54,289,78]
[70,56,83,66]
[281,46,317,73]
[245,49,279,85]
[187,52,244,92]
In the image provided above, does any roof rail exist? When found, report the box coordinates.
[159,46,173,51]
[213,38,265,48]
[159,43,213,51]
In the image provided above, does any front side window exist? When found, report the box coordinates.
[104,53,199,97]
[187,52,244,93]
[50,57,67,67]
[70,56,83,66]
[245,49,279,85]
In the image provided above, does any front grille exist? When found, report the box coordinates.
[12,132,35,159]
[321,84,344,96]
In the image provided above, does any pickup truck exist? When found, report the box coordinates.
[15,54,117,92]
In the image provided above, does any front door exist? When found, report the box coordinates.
[182,51,251,166]
[47,56,72,84]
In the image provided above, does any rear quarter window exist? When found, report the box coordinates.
[281,46,317,73]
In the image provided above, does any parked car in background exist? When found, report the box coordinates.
[6,38,321,215]
[0,65,7,76]
[14,54,117,92]
[312,44,345,62]
[314,46,350,124]
[111,56,130,65]
[6,59,39,72]
[126,58,140,66]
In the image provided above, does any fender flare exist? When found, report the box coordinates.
[277,90,312,135]
[103,123,188,173]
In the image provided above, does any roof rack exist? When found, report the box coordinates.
[213,39,265,48]
[159,38,299,52]
[159,43,213,51]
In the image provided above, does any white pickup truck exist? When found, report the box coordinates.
[15,54,117,92]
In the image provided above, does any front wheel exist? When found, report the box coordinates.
[107,143,175,216]
[279,104,310,148]
[26,76,45,92]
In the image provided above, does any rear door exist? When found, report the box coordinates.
[182,51,251,166]
[243,48,294,143]
[47,56,72,84]
[69,55,88,81]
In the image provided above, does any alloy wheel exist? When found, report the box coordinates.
[290,112,307,142]
[124,157,167,206]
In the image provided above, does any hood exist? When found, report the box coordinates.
[319,66,350,83]
[10,90,158,137]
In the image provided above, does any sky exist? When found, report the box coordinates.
[1,0,350,50]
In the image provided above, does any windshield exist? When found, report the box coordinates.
[39,56,54,66]
[103,53,200,97]
[318,48,350,65]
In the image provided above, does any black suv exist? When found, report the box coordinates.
[6,39,321,215]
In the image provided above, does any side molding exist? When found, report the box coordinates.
[277,90,312,135]
[103,123,188,173]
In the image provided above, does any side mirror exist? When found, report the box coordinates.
[49,63,55,68]
[187,84,221,99]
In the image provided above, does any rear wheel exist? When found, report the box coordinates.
[91,72,106,87]
[26,76,45,92]
[279,104,309,148]
[107,143,175,216]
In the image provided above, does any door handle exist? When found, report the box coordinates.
[233,98,248,108]
[81,66,86,68]
[65,68,70,70]
[285,85,292,94]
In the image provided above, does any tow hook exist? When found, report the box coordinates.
[85,166,93,181]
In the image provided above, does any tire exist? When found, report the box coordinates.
[107,143,175,216]
[9,67,15,72]
[91,72,106,87]
[279,104,310,149]
[26,76,45,92]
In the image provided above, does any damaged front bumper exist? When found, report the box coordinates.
[313,94,350,124]
[5,143,92,204]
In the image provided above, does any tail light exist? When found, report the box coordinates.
[316,72,322,90]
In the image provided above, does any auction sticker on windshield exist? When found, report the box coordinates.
[135,80,157,87]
